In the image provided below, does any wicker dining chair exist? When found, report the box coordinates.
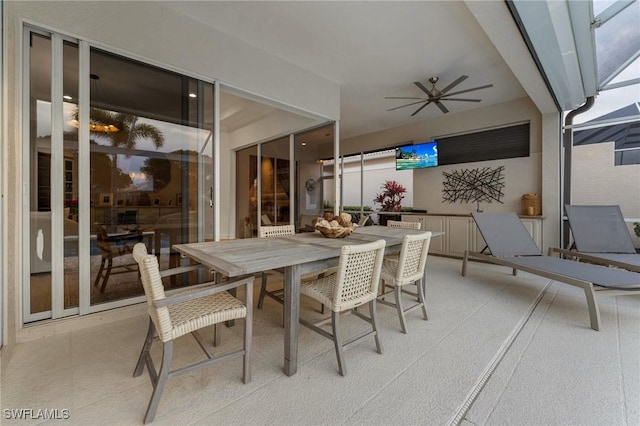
[131,243,253,424]
[379,232,432,333]
[257,225,296,309]
[386,220,421,230]
[384,220,422,262]
[299,239,386,376]
[257,225,328,312]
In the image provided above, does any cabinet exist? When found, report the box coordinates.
[447,216,475,257]
[402,214,543,258]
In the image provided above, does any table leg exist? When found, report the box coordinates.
[283,264,301,376]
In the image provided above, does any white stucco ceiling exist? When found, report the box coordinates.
[164,1,532,140]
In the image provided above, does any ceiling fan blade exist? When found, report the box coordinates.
[434,101,449,114]
[439,98,482,102]
[414,81,434,96]
[444,84,493,97]
[439,75,468,94]
[410,100,432,116]
[387,100,429,112]
[385,96,425,100]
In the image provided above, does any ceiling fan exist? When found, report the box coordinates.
[386,75,493,116]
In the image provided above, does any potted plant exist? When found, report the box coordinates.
[373,180,407,225]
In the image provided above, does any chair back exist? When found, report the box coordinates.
[333,239,386,310]
[95,224,112,253]
[387,220,421,230]
[472,212,542,257]
[358,215,370,226]
[395,232,432,284]
[259,224,295,238]
[565,205,636,253]
[133,242,173,342]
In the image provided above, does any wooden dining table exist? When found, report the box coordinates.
[173,225,441,376]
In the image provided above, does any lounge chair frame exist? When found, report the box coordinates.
[462,212,640,331]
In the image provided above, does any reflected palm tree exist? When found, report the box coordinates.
[87,108,164,151]
[77,107,165,226]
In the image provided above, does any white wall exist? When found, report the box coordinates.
[412,154,541,214]
[339,97,564,249]
[298,162,325,216]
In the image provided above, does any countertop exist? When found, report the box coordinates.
[378,211,544,218]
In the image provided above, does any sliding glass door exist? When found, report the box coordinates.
[24,27,216,321]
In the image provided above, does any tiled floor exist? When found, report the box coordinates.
[2,256,639,425]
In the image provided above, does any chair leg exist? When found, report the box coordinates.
[257,272,268,309]
[134,319,155,377]
[94,257,106,287]
[331,311,347,376]
[369,300,383,354]
[394,285,407,334]
[213,324,220,347]
[243,286,253,384]
[379,279,387,297]
[417,278,428,320]
[100,257,113,293]
[143,340,173,424]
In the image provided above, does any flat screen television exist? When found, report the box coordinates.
[395,141,438,170]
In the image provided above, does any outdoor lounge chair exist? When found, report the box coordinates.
[549,205,640,272]
[462,212,640,331]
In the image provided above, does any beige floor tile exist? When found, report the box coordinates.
[2,256,638,426]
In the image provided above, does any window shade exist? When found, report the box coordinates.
[437,123,530,165]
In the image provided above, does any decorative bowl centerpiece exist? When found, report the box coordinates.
[315,213,354,238]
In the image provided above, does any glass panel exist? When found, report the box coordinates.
[364,149,409,225]
[29,32,53,315]
[595,2,640,85]
[616,148,640,166]
[88,48,211,305]
[322,161,335,215]
[340,153,365,223]
[63,41,79,310]
[236,146,258,238]
[320,148,407,226]
[261,137,290,226]
[201,82,215,242]
[593,0,617,16]
[295,124,335,229]
[296,148,320,229]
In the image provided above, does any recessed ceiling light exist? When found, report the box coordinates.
[63,95,72,100]
[301,142,307,146]
[189,93,197,98]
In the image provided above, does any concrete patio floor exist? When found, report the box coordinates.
[2,255,639,425]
